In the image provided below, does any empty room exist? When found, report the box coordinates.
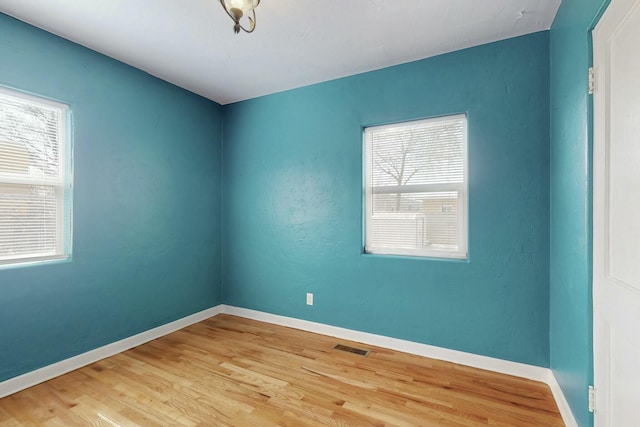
[1,0,637,426]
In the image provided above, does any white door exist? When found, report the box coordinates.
[593,0,640,425]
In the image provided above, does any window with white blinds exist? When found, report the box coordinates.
[364,114,467,259]
[0,87,72,266]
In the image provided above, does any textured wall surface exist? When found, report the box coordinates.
[549,1,608,426]
[1,10,581,409]
[223,32,551,367]
[0,14,223,381]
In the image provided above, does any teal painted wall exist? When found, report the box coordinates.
[4,10,601,422]
[549,1,608,426]
[223,32,551,367]
[0,14,224,381]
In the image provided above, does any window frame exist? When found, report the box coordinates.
[363,114,468,259]
[0,86,73,268]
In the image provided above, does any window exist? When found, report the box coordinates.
[0,87,72,267]
[364,114,467,259]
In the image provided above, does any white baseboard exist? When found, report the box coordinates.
[222,305,579,427]
[0,305,224,399]
[546,371,580,427]
[0,303,578,427]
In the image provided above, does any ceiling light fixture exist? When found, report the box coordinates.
[219,0,260,34]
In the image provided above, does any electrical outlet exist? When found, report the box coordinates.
[306,293,314,306]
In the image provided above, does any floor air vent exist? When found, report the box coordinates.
[333,344,370,357]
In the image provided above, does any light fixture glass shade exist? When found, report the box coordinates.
[220,0,260,33]
[223,0,259,16]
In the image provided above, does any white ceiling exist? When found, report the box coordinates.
[0,0,561,105]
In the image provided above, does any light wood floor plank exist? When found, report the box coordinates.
[0,314,564,426]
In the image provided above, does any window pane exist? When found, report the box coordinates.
[0,87,70,266]
[0,97,61,180]
[0,183,58,260]
[370,191,459,251]
[369,116,464,187]
[364,114,467,258]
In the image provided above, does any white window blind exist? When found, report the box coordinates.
[364,114,467,258]
[0,87,71,266]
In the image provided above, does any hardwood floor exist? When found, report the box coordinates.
[0,314,564,426]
